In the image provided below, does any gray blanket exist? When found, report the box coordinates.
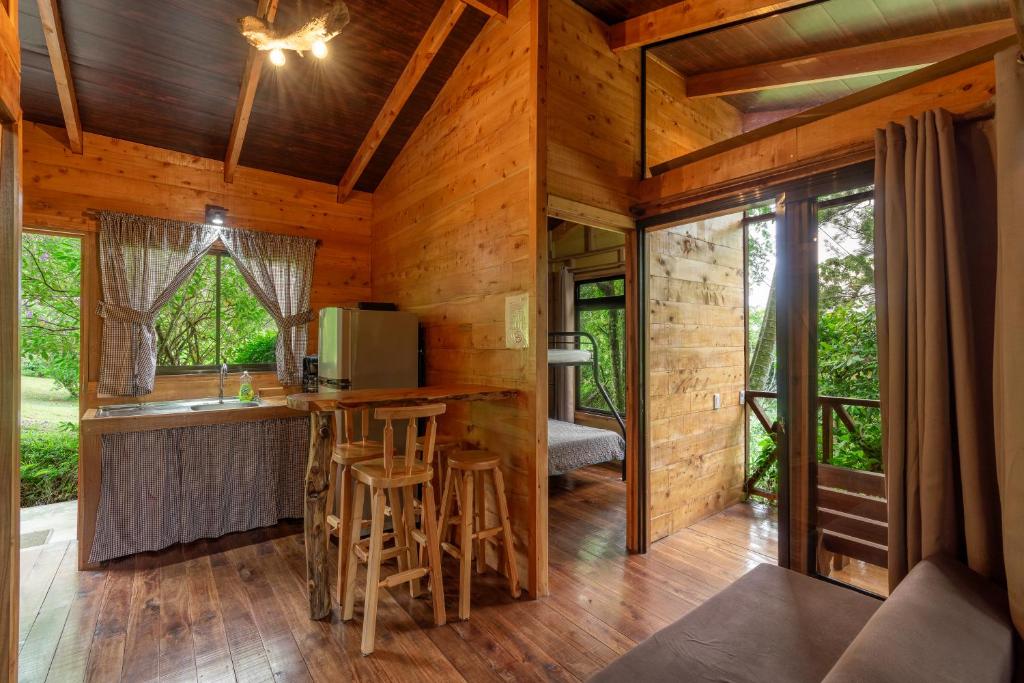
[548,418,624,476]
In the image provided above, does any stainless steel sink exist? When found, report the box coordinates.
[189,399,261,412]
[96,397,261,417]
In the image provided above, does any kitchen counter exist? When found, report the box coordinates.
[81,396,304,436]
[78,395,307,570]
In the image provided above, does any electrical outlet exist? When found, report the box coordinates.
[739,390,746,406]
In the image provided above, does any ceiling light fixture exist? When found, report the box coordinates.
[240,1,348,64]
[205,204,228,226]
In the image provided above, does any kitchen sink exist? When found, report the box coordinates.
[96,397,261,417]
[189,399,261,411]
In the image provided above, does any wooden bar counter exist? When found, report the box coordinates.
[286,384,519,619]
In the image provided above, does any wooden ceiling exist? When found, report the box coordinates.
[645,0,1012,113]
[19,0,488,192]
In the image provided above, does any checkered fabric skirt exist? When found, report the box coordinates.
[90,417,309,564]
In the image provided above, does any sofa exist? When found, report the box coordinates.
[590,555,1017,683]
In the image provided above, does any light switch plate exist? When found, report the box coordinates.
[713,393,721,410]
[505,293,529,349]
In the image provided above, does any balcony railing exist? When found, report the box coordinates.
[744,390,888,572]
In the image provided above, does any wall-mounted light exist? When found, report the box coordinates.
[269,48,286,67]
[205,205,228,226]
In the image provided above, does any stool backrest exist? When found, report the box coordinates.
[334,408,375,445]
[374,403,447,476]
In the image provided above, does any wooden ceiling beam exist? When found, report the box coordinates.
[337,0,466,202]
[224,0,279,183]
[461,0,507,20]
[685,19,1017,98]
[36,0,82,153]
[607,0,819,53]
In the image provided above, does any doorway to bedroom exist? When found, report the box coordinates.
[547,219,631,553]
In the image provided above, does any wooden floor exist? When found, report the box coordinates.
[18,465,878,682]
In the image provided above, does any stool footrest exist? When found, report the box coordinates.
[379,567,429,590]
[475,526,503,541]
[441,541,462,559]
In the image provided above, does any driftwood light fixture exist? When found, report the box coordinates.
[239,0,350,66]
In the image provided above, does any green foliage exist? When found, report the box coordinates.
[746,196,883,496]
[20,426,79,507]
[156,254,277,368]
[20,234,81,397]
[576,277,626,415]
[228,328,278,365]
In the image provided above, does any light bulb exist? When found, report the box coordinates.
[269,48,286,67]
[312,40,328,59]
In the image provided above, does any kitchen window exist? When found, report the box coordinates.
[155,252,277,374]
[575,275,626,415]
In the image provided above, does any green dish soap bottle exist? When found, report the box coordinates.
[238,371,255,402]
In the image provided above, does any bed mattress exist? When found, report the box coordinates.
[548,348,592,365]
[548,418,625,476]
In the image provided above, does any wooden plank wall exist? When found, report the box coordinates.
[21,122,373,406]
[547,0,639,220]
[645,56,743,174]
[647,213,746,541]
[370,0,547,595]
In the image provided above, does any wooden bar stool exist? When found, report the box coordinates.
[438,450,521,620]
[326,408,383,603]
[342,404,447,656]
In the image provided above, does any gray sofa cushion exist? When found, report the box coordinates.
[823,554,1015,683]
[589,563,880,683]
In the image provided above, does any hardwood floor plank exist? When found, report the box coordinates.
[157,548,198,681]
[83,556,134,683]
[207,545,276,682]
[183,552,235,682]
[121,554,163,682]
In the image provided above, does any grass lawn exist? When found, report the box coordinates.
[21,374,78,430]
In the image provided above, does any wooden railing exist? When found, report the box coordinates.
[744,390,888,570]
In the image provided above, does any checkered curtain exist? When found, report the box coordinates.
[97,212,219,396]
[220,228,316,385]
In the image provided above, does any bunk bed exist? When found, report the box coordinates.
[548,332,626,478]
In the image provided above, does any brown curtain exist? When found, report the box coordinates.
[219,228,316,385]
[874,109,1004,593]
[550,266,575,421]
[96,212,219,396]
[993,46,1024,637]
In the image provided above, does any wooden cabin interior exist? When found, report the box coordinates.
[0,0,1022,680]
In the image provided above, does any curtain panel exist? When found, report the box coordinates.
[219,228,316,385]
[96,212,219,396]
[993,46,1024,638]
[874,110,1006,596]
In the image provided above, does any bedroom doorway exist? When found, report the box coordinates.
[547,218,634,553]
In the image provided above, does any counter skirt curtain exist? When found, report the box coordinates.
[219,229,316,385]
[874,97,1020,635]
[550,266,575,421]
[96,212,219,396]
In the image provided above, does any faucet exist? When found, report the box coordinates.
[219,363,228,403]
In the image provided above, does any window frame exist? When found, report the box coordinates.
[155,251,276,375]
[573,274,626,417]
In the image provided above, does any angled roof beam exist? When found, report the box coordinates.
[686,19,1017,98]
[462,0,507,20]
[607,0,819,53]
[224,0,279,183]
[337,0,466,202]
[37,0,82,153]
